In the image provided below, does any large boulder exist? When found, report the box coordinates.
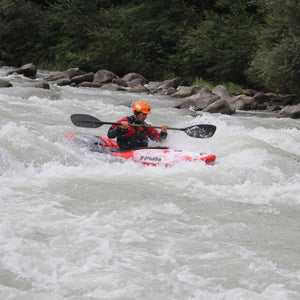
[71,72,94,84]
[65,68,86,79]
[7,63,37,78]
[278,104,300,118]
[93,69,118,84]
[126,85,151,93]
[253,91,269,104]
[175,88,219,110]
[212,85,232,101]
[151,77,181,93]
[127,78,144,88]
[228,95,256,110]
[122,72,148,85]
[203,99,235,115]
[171,85,202,98]
[45,68,86,81]
[124,78,151,93]
[100,83,127,91]
[78,82,102,88]
[53,78,72,86]
[112,78,128,87]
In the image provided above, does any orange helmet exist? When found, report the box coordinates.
[132,101,151,114]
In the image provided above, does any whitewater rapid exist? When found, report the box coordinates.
[0,67,300,299]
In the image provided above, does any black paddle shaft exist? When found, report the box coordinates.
[70,114,216,138]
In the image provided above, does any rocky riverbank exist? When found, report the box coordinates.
[1,63,299,119]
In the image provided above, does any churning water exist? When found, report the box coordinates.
[0,67,299,299]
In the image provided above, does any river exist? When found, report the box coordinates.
[0,67,300,300]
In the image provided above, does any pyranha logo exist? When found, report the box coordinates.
[140,155,162,162]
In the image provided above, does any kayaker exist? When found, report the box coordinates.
[107,101,168,150]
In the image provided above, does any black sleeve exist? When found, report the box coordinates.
[160,131,168,140]
[107,126,124,138]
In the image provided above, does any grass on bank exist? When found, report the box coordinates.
[193,77,244,94]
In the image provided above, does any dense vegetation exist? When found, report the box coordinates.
[0,0,299,94]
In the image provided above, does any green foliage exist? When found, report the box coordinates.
[247,0,300,94]
[192,77,244,94]
[0,0,299,95]
[84,0,198,78]
[222,82,244,94]
[192,77,215,90]
[0,0,44,65]
[177,0,260,84]
[36,0,101,70]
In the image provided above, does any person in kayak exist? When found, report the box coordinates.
[107,101,168,150]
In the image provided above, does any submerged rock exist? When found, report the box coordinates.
[0,78,12,87]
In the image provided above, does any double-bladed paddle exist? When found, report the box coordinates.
[70,114,216,139]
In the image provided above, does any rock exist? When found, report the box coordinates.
[253,91,269,104]
[122,72,148,85]
[18,63,37,78]
[243,89,258,96]
[34,82,50,89]
[93,69,118,84]
[7,63,37,78]
[278,104,300,118]
[256,103,268,110]
[171,85,202,98]
[175,88,219,110]
[151,77,181,93]
[265,92,282,103]
[112,78,128,87]
[166,87,176,95]
[71,72,94,84]
[212,85,232,101]
[53,78,72,86]
[266,105,282,112]
[44,72,66,82]
[127,78,145,88]
[0,79,12,87]
[281,94,299,106]
[100,83,127,91]
[265,93,299,106]
[78,82,102,88]
[203,99,235,115]
[126,85,151,93]
[228,94,256,110]
[45,68,85,81]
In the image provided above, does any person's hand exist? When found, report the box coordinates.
[161,125,168,132]
[120,121,129,130]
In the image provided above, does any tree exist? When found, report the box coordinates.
[86,0,198,78]
[247,0,300,94]
[177,0,261,84]
[0,0,43,66]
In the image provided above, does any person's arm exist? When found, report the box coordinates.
[107,126,123,138]
[160,125,168,140]
[148,125,168,142]
[160,131,168,140]
[107,121,130,138]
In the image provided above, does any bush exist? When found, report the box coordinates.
[247,0,300,94]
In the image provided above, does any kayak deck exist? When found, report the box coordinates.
[66,133,216,166]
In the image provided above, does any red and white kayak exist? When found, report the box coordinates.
[66,133,216,166]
